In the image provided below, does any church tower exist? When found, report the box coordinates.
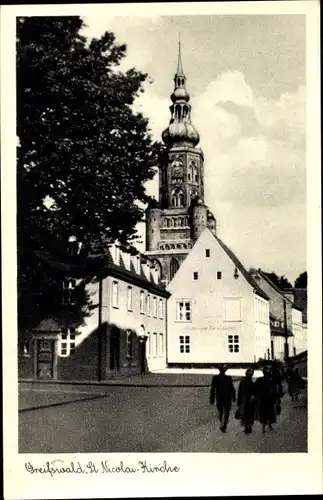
[145,42,216,283]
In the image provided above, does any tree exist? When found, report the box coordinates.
[294,272,307,288]
[17,17,161,330]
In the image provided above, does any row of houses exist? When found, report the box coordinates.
[18,227,307,382]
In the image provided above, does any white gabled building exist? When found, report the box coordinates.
[166,228,271,366]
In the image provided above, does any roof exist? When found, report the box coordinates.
[35,248,170,298]
[254,270,304,313]
[254,269,295,304]
[212,235,269,301]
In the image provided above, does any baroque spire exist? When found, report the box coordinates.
[162,41,200,148]
[176,38,184,76]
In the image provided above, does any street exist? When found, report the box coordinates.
[19,375,307,453]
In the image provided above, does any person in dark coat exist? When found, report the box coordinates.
[271,361,284,398]
[237,368,256,434]
[254,366,277,434]
[290,367,305,402]
[210,364,236,433]
[270,361,284,417]
[285,364,294,399]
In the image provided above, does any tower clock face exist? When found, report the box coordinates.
[171,159,184,181]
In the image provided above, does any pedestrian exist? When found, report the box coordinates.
[270,361,284,417]
[290,367,305,402]
[254,366,277,434]
[210,364,236,433]
[271,361,284,398]
[285,363,294,400]
[237,368,256,434]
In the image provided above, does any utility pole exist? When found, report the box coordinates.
[283,298,289,362]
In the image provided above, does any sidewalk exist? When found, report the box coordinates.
[19,372,218,411]
[19,371,226,392]
[19,367,262,390]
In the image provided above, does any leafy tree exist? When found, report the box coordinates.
[294,272,307,289]
[278,275,293,290]
[17,16,160,330]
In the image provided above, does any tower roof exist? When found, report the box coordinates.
[162,41,200,148]
[176,40,185,76]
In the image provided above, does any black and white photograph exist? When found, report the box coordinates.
[1,1,322,498]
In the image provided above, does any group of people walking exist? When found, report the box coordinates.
[210,362,305,434]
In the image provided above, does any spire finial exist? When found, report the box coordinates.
[177,34,184,76]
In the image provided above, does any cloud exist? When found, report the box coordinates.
[132,70,306,280]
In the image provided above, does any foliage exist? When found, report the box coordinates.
[294,272,307,289]
[263,272,293,290]
[17,16,160,330]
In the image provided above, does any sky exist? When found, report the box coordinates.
[81,15,306,284]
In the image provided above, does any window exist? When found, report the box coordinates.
[176,301,192,322]
[217,271,222,280]
[154,333,158,357]
[136,256,141,274]
[159,333,164,356]
[146,294,151,316]
[112,281,119,308]
[153,296,157,317]
[170,258,179,281]
[152,332,157,357]
[228,334,239,353]
[127,286,133,311]
[193,164,199,183]
[124,252,131,270]
[126,330,133,358]
[171,188,184,207]
[188,162,193,181]
[18,341,30,356]
[140,291,145,314]
[159,299,164,319]
[62,278,76,305]
[224,298,242,321]
[193,272,199,280]
[59,328,76,357]
[206,249,210,257]
[147,332,151,357]
[179,335,190,353]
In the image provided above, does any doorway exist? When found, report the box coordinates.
[139,340,147,374]
[35,339,57,379]
[110,327,120,370]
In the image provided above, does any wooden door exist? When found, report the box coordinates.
[36,339,56,379]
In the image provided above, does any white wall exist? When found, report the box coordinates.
[292,308,305,355]
[301,324,307,353]
[273,336,285,361]
[254,295,271,361]
[106,277,167,371]
[74,279,100,348]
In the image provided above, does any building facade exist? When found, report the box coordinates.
[249,269,306,360]
[145,42,216,283]
[166,228,271,367]
[18,244,169,381]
